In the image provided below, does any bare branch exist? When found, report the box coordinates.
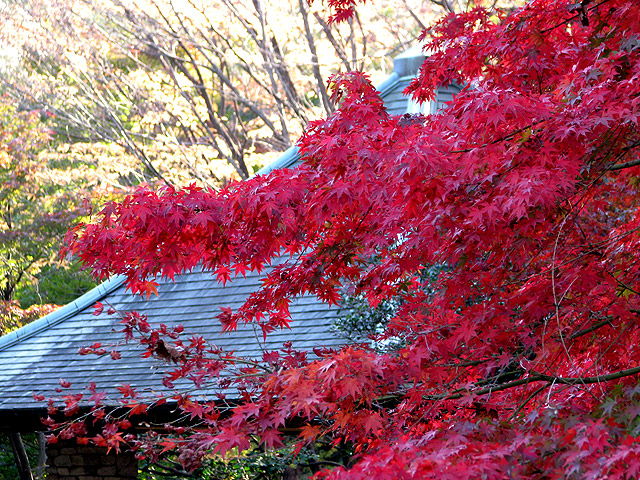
[299,0,334,114]
[402,0,428,31]
[313,12,352,72]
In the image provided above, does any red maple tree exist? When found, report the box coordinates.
[56,0,640,477]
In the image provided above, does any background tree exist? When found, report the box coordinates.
[0,0,453,186]
[0,98,134,334]
[0,100,78,331]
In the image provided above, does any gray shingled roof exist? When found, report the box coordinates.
[0,265,344,415]
[0,47,460,426]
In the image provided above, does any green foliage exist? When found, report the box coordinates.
[335,265,445,350]
[15,261,95,308]
[0,433,42,479]
[336,294,400,345]
[0,98,58,302]
[199,443,338,480]
[138,438,351,480]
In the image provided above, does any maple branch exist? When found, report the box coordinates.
[533,366,640,385]
[429,0,455,14]
[449,120,545,154]
[511,226,640,288]
[569,317,613,339]
[540,0,615,35]
[607,157,640,172]
[401,0,427,31]
[591,321,634,373]
[508,383,551,421]
[213,355,274,372]
[425,366,640,402]
[445,376,537,400]
[441,359,488,368]
[610,274,640,297]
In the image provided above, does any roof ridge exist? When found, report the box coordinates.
[0,275,127,352]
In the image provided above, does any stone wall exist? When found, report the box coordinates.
[46,440,137,480]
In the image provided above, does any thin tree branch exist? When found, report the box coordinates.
[298,0,334,115]
[608,157,640,171]
[402,0,428,31]
[312,12,351,72]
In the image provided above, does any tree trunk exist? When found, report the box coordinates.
[34,433,47,480]
[284,465,302,480]
[9,432,34,480]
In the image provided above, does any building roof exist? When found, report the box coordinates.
[0,46,458,429]
[0,264,344,428]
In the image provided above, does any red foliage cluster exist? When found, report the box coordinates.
[54,0,640,477]
[0,301,58,335]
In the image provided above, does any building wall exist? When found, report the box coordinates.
[46,441,137,480]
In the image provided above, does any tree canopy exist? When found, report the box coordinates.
[51,0,640,477]
[0,99,101,334]
[1,0,438,185]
